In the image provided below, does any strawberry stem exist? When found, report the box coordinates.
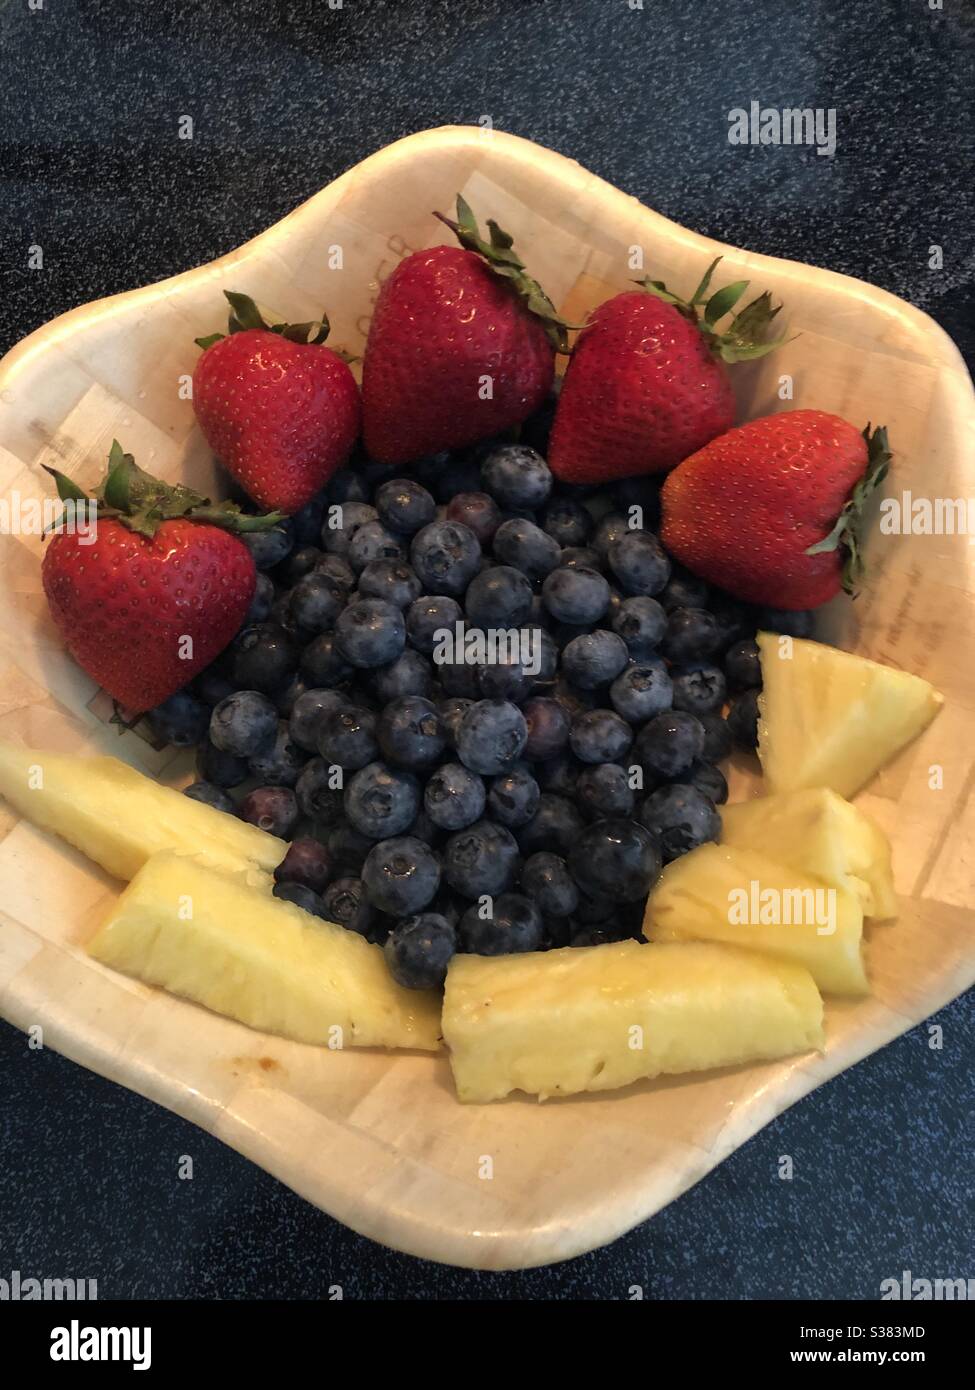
[195,291,331,350]
[803,424,892,596]
[634,255,790,363]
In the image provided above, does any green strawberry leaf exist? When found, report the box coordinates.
[196,292,333,351]
[702,279,749,326]
[225,291,268,333]
[803,424,892,595]
[636,258,788,364]
[42,465,91,505]
[689,257,722,305]
[194,331,224,350]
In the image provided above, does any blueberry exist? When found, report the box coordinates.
[477,656,531,703]
[671,663,727,717]
[659,566,710,612]
[708,592,755,650]
[273,673,308,719]
[327,822,374,875]
[377,695,445,769]
[591,511,634,560]
[520,852,579,919]
[559,545,602,571]
[348,519,404,573]
[291,493,328,546]
[541,566,610,625]
[295,757,346,826]
[357,559,422,610]
[424,761,486,830]
[372,650,435,702]
[551,677,597,720]
[561,630,629,689]
[699,712,734,764]
[210,690,278,758]
[193,659,236,707]
[314,552,356,591]
[410,520,481,596]
[318,705,379,770]
[607,530,671,596]
[438,659,480,699]
[183,781,235,814]
[488,765,541,828]
[576,762,636,820]
[634,710,706,779]
[146,691,210,748]
[320,501,378,558]
[756,607,815,638]
[534,751,582,797]
[517,793,585,857]
[278,545,323,587]
[492,517,561,580]
[438,697,475,750]
[683,761,729,805]
[541,496,592,548]
[459,892,543,955]
[569,709,633,764]
[335,599,406,668]
[445,491,503,546]
[640,784,721,862]
[289,687,347,752]
[572,891,617,925]
[663,606,723,663]
[406,595,463,654]
[244,571,276,625]
[610,659,674,723]
[233,622,299,695]
[432,454,483,502]
[272,881,327,917]
[521,696,570,761]
[724,638,763,691]
[239,785,299,838]
[321,876,374,935]
[568,819,661,902]
[465,566,533,628]
[248,722,308,786]
[375,478,437,536]
[344,761,421,839]
[456,699,527,775]
[363,836,441,916]
[526,628,559,686]
[326,469,370,504]
[243,524,294,570]
[273,837,332,893]
[384,914,457,989]
[297,633,351,689]
[481,444,553,510]
[405,806,443,848]
[443,819,519,898]
[288,571,347,633]
[727,689,760,750]
[612,595,668,658]
[196,736,249,789]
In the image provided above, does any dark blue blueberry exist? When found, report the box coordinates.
[424,761,486,831]
[273,837,332,893]
[405,807,443,848]
[318,705,379,770]
[634,711,706,779]
[671,663,728,716]
[526,628,559,687]
[239,785,299,839]
[699,713,734,764]
[268,591,301,638]
[320,501,378,558]
[288,571,347,634]
[559,545,602,571]
[756,607,815,638]
[541,566,610,624]
[363,836,441,916]
[488,765,541,828]
[534,751,582,797]
[183,781,235,814]
[459,892,543,955]
[724,638,763,691]
[640,784,721,862]
[326,468,370,504]
[335,599,406,668]
[663,606,723,663]
[193,658,236,707]
[576,763,636,821]
[481,444,553,510]
[612,595,668,658]
[209,690,278,758]
[384,914,457,989]
[278,545,323,587]
[445,491,503,546]
[432,454,483,502]
[438,697,475,749]
[406,594,463,654]
[570,926,619,947]
[591,511,634,560]
[572,891,617,925]
[321,876,374,935]
[357,560,422,610]
[517,793,585,857]
[244,571,276,625]
[568,819,661,902]
[465,566,533,628]
[569,709,633,764]
[727,689,760,750]
[291,493,328,546]
[561,630,629,689]
[232,623,299,694]
[314,552,356,592]
[348,519,405,573]
[610,659,673,723]
[551,676,597,720]
[444,819,520,898]
[288,688,347,752]
[248,722,308,787]
[372,650,435,702]
[272,673,307,718]
[683,761,729,805]
[519,852,579,918]
[272,881,326,917]
[196,736,249,789]
[327,822,374,875]
[146,691,210,748]
[377,696,445,770]
[375,478,437,536]
[344,761,421,838]
[243,524,294,570]
[437,659,480,699]
[607,530,671,596]
[541,496,593,548]
[659,566,711,612]
[410,520,481,595]
[521,696,570,761]
[477,656,531,704]
[299,632,353,688]
[456,699,527,776]
[492,517,561,580]
[295,757,346,826]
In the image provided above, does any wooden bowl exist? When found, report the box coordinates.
[0,127,972,1270]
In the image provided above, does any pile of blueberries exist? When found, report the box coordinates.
[148,405,814,990]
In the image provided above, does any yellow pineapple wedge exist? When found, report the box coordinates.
[643,842,868,995]
[0,741,284,882]
[89,852,442,1051]
[442,940,823,1102]
[720,787,897,920]
[756,633,942,798]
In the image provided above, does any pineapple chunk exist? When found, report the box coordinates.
[0,741,284,882]
[757,633,942,799]
[88,852,441,1051]
[720,788,897,920]
[443,940,823,1103]
[643,842,868,995]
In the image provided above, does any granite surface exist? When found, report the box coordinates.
[0,0,972,1299]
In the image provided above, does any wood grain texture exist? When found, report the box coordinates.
[0,127,972,1270]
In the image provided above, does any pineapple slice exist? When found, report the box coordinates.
[443,940,823,1103]
[89,852,442,1051]
[757,633,942,799]
[643,842,868,995]
[0,741,284,882]
[720,788,897,920]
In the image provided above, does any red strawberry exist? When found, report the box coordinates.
[548,258,785,483]
[42,442,281,711]
[193,293,360,514]
[362,196,569,464]
[660,410,891,609]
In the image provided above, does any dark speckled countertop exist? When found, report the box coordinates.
[0,0,972,1299]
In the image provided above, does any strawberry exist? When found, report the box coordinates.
[42,442,282,712]
[660,410,891,609]
[548,258,786,483]
[362,196,570,465]
[193,292,360,514]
